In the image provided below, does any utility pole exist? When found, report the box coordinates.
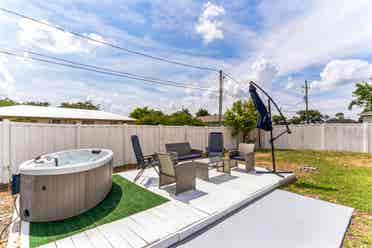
[304,80,309,124]
[218,70,223,126]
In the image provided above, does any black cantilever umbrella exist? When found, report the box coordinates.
[248,81,292,176]
[249,84,272,132]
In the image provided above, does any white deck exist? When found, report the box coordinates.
[21,166,295,248]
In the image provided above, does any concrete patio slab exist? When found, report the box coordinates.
[174,190,354,248]
[19,165,295,248]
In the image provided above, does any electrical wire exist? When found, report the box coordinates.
[5,47,216,90]
[0,49,219,92]
[0,7,219,72]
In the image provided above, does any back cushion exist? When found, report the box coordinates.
[239,143,255,154]
[165,143,191,156]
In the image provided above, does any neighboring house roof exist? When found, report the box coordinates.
[325,118,358,124]
[0,105,135,121]
[360,112,372,116]
[197,115,224,123]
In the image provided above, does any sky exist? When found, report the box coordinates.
[0,0,371,119]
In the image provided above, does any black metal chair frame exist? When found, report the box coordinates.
[131,135,159,182]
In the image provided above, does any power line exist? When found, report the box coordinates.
[0,7,219,72]
[0,49,219,92]
[6,47,214,90]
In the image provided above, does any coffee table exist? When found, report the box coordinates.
[193,157,231,181]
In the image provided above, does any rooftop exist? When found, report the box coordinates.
[0,105,135,122]
[197,115,224,123]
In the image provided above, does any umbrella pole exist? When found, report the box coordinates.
[255,99,292,177]
[268,100,276,172]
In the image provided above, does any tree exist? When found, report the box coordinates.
[130,107,165,125]
[59,101,100,110]
[335,112,344,120]
[348,82,372,112]
[129,107,204,126]
[272,115,284,125]
[0,98,18,107]
[195,108,210,117]
[224,100,258,142]
[23,101,50,107]
[290,109,324,124]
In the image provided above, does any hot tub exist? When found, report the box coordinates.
[19,148,113,222]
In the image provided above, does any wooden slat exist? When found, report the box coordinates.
[85,228,113,248]
[70,232,94,248]
[55,237,75,248]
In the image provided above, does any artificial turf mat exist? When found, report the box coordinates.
[29,175,168,248]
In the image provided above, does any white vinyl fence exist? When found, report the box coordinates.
[259,123,372,154]
[0,120,236,184]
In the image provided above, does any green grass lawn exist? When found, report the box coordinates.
[29,175,168,248]
[256,149,372,248]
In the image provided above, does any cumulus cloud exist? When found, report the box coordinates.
[256,0,372,75]
[18,19,105,54]
[224,58,279,98]
[311,59,372,90]
[195,2,225,44]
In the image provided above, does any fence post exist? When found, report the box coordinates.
[321,124,326,151]
[184,125,188,142]
[123,124,128,165]
[363,122,369,153]
[1,119,11,183]
[75,124,81,149]
[159,125,163,152]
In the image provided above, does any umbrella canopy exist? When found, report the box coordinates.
[249,84,272,131]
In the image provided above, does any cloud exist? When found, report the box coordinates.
[195,2,225,44]
[223,58,279,98]
[311,59,372,90]
[255,0,372,75]
[18,19,105,54]
[0,56,16,98]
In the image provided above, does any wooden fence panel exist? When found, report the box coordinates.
[79,125,125,166]
[324,124,363,152]
[10,123,76,175]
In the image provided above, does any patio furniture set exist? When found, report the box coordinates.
[131,132,256,195]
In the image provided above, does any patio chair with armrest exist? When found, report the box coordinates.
[206,132,224,157]
[156,152,196,195]
[165,142,203,161]
[131,135,159,182]
[229,143,255,172]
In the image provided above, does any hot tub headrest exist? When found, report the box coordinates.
[92,149,101,154]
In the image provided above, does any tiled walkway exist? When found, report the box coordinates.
[21,166,295,248]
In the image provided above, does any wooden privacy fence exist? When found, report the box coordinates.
[259,123,372,154]
[0,120,236,184]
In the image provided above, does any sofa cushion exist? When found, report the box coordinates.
[230,155,245,161]
[178,153,202,161]
[165,142,192,156]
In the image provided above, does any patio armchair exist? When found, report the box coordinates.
[229,143,255,171]
[131,135,159,182]
[165,142,203,161]
[206,132,224,157]
[156,152,196,195]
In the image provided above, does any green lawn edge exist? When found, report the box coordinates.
[29,175,168,248]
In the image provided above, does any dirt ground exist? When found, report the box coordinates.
[0,185,13,248]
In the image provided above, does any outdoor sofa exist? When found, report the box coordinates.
[165,142,203,161]
[156,152,196,195]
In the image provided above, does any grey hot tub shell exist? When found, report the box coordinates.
[19,149,113,222]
